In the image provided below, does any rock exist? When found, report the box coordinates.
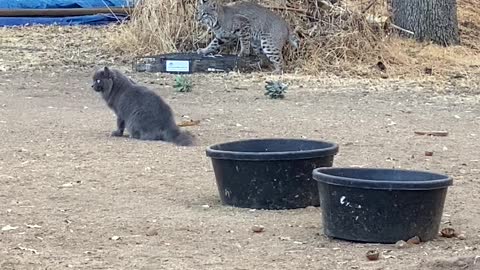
[457,233,466,240]
[146,228,158,236]
[366,250,380,261]
[440,227,456,238]
[251,225,265,233]
[60,183,74,188]
[407,236,421,245]
[425,151,434,156]
[1,225,18,231]
[395,240,408,249]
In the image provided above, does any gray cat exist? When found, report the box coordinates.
[196,0,299,74]
[91,67,195,146]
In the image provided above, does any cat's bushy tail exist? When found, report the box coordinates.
[165,127,196,146]
[173,130,196,146]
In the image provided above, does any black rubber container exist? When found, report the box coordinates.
[313,167,453,243]
[206,138,339,210]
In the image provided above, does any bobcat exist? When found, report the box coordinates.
[196,0,299,74]
[91,67,195,146]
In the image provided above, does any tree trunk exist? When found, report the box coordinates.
[391,0,460,46]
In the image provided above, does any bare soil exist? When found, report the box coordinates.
[1,26,480,270]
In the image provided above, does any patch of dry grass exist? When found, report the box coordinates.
[107,0,202,55]
[104,0,480,77]
[0,26,117,71]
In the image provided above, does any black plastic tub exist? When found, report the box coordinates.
[312,167,453,243]
[206,138,339,210]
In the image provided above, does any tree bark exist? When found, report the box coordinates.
[391,0,460,46]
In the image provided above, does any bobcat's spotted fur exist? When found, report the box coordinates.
[196,0,299,74]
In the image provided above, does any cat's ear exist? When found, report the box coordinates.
[103,66,112,78]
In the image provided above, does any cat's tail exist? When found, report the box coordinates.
[165,127,196,146]
[173,130,196,146]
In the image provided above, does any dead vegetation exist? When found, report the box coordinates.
[105,0,480,77]
[0,0,477,77]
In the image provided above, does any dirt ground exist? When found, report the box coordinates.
[1,26,480,270]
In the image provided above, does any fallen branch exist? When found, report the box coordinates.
[390,23,415,35]
[362,0,378,14]
[414,131,449,137]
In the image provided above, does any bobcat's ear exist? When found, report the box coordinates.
[199,0,215,7]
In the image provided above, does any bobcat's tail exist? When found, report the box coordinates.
[288,29,300,49]
[165,127,196,146]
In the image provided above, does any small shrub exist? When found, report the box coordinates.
[264,80,288,99]
[173,75,193,92]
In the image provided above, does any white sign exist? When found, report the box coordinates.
[166,60,190,72]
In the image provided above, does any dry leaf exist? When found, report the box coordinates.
[177,119,200,127]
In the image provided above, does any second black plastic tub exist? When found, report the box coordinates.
[206,138,339,210]
[313,167,453,243]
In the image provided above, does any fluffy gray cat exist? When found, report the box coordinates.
[91,67,195,146]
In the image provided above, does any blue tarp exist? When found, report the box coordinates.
[0,0,130,9]
[0,0,131,27]
[0,14,128,27]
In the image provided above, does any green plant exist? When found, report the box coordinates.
[173,75,192,92]
[264,80,288,99]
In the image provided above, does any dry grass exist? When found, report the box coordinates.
[107,0,201,55]
[283,0,389,74]
[105,0,480,77]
